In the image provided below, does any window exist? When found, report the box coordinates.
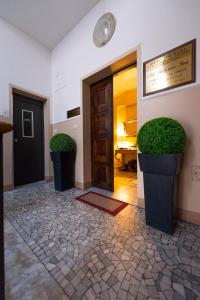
[22,110,34,138]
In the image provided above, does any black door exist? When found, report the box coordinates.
[13,94,44,186]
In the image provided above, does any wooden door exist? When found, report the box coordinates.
[91,77,114,191]
[13,94,44,186]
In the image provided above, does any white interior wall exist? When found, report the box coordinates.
[51,0,200,215]
[51,0,200,123]
[0,17,51,117]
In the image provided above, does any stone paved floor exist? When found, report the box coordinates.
[4,182,200,300]
[5,219,67,300]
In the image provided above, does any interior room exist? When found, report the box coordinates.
[113,66,137,202]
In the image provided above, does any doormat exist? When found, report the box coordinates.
[75,192,128,216]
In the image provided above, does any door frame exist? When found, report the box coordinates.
[13,93,45,186]
[82,46,140,189]
[2,84,52,191]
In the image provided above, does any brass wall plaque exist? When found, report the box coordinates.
[143,39,196,96]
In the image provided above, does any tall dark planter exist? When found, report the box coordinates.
[138,154,182,235]
[51,151,76,191]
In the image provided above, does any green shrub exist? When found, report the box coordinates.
[138,118,186,154]
[50,133,75,152]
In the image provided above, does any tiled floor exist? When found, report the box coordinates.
[114,170,137,188]
[4,182,200,300]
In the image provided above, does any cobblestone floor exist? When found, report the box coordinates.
[4,182,200,300]
[5,219,67,300]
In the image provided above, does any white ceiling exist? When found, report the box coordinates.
[0,0,100,49]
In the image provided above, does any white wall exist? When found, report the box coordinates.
[51,0,200,216]
[51,0,200,123]
[0,17,51,117]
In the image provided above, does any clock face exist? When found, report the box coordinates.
[93,13,116,47]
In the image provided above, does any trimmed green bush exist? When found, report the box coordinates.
[138,118,186,154]
[50,133,75,152]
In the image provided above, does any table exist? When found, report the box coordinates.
[115,148,137,170]
[0,121,13,300]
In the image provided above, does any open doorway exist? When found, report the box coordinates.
[82,49,138,203]
[113,66,137,201]
[90,64,137,203]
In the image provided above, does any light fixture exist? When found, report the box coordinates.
[117,121,126,137]
[93,13,116,47]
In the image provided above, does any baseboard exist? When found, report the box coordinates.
[4,180,91,191]
[45,178,91,189]
[137,197,200,226]
[137,197,145,208]
[3,184,13,192]
[45,176,53,182]
[179,208,200,225]
[75,181,92,190]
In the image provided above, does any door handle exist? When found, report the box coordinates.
[14,138,19,143]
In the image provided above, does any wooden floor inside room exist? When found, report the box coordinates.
[114,169,137,205]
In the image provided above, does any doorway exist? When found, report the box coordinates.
[113,66,137,199]
[90,65,137,199]
[82,49,138,196]
[13,93,44,186]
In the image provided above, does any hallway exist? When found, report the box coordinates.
[4,182,200,300]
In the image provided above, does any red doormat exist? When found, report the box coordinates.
[75,192,128,216]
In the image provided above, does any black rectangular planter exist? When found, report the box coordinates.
[138,154,182,235]
[51,151,75,191]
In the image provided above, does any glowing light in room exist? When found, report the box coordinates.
[113,67,137,97]
[117,141,132,149]
[117,121,126,137]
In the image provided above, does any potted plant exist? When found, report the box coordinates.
[138,117,186,235]
[50,133,76,191]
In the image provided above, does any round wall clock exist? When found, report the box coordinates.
[93,13,116,47]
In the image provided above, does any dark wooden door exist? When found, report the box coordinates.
[13,94,44,186]
[91,77,114,191]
